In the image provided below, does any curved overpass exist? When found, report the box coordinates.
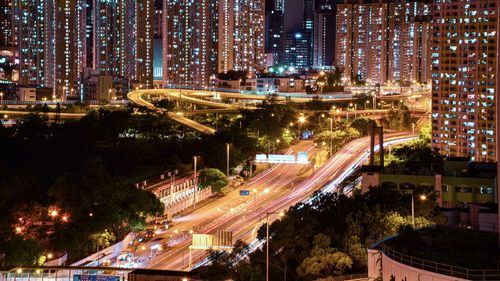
[127,88,425,135]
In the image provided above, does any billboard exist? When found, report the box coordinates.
[255,152,309,164]
[74,275,120,281]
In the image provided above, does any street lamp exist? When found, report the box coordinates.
[349,103,357,119]
[266,211,285,281]
[318,81,325,95]
[226,143,231,178]
[193,156,199,208]
[298,115,306,132]
[410,192,426,228]
[328,118,333,157]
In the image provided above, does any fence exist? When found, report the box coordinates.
[381,244,500,280]
[0,267,133,281]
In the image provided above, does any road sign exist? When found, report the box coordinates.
[74,275,120,281]
[239,190,250,196]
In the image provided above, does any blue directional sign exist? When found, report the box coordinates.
[74,275,120,281]
[239,190,250,196]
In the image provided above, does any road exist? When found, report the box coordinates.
[125,132,414,271]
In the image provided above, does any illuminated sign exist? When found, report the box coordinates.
[256,154,267,161]
[74,275,119,281]
[297,152,308,163]
[255,152,309,164]
[239,190,250,196]
[268,154,296,162]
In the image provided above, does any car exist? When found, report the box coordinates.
[145,228,156,239]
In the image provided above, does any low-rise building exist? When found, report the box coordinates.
[362,157,498,230]
[17,87,36,101]
[362,157,496,207]
[137,172,212,216]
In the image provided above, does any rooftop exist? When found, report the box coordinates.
[381,225,500,270]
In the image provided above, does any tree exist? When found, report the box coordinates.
[199,168,228,193]
[152,99,176,112]
[381,105,415,131]
[350,118,377,136]
[297,233,353,279]
[89,229,116,250]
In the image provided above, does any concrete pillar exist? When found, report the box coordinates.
[370,125,375,166]
[378,126,384,168]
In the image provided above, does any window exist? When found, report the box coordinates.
[456,186,472,193]
[479,187,493,194]
[442,185,449,192]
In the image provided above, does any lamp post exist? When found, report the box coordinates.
[298,115,306,132]
[266,211,285,281]
[193,156,199,208]
[226,143,230,178]
[349,103,357,119]
[410,193,426,228]
[328,118,333,157]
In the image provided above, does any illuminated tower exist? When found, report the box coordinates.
[54,0,86,99]
[0,0,14,46]
[431,0,498,162]
[313,1,335,67]
[217,0,234,74]
[233,0,266,77]
[163,0,211,87]
[335,0,431,85]
[13,0,56,88]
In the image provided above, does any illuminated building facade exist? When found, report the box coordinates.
[129,0,154,88]
[285,31,311,69]
[13,0,56,88]
[12,0,153,99]
[163,0,211,87]
[335,0,431,85]
[0,0,13,46]
[218,0,234,74]
[54,0,86,99]
[233,0,266,77]
[265,9,284,65]
[313,2,335,67]
[431,0,498,162]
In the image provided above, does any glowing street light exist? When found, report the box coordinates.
[49,209,58,218]
[410,192,427,227]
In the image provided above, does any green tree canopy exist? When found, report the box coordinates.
[199,168,228,193]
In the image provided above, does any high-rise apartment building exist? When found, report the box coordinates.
[54,0,86,99]
[336,2,369,81]
[233,0,266,77]
[335,0,431,85]
[265,8,285,65]
[0,0,14,46]
[285,31,311,69]
[218,0,234,74]
[313,2,336,67]
[431,0,498,162]
[129,0,154,88]
[12,0,154,98]
[164,0,264,86]
[13,0,56,88]
[163,0,211,87]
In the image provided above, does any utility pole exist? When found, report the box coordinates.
[193,156,198,208]
[226,143,230,178]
